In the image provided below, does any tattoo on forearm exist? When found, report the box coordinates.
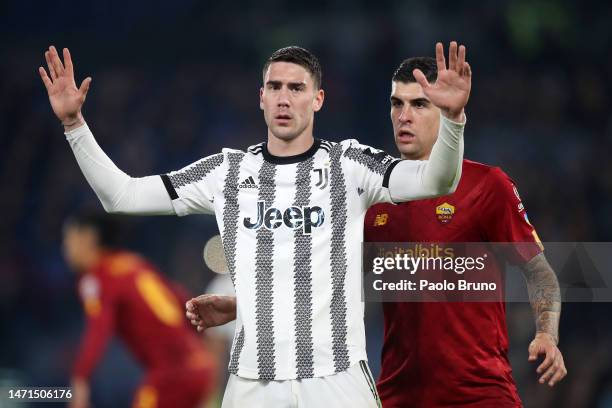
[522,253,561,343]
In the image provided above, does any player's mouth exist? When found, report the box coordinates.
[275,113,292,125]
[397,130,416,143]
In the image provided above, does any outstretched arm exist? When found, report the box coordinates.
[522,253,567,386]
[388,42,470,201]
[39,46,173,214]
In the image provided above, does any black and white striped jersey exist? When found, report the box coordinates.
[161,138,399,380]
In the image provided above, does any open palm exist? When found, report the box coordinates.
[413,42,471,121]
[39,46,91,125]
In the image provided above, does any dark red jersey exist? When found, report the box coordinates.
[364,160,542,408]
[73,251,215,382]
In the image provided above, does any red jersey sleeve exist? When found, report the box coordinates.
[72,273,119,379]
[480,167,543,264]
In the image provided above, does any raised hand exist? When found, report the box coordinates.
[413,41,471,122]
[39,46,91,129]
[186,294,237,332]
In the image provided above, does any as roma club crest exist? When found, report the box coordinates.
[435,202,455,224]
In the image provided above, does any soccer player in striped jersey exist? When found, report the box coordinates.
[40,42,471,407]
[364,57,567,407]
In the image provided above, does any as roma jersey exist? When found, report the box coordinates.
[73,251,213,379]
[364,160,542,408]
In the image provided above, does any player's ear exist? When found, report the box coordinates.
[313,88,324,112]
[259,87,264,110]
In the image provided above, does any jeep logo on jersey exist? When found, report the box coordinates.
[243,201,325,234]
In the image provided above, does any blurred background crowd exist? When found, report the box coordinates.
[1,0,611,406]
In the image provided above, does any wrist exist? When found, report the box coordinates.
[441,108,465,124]
[535,331,559,345]
[63,113,85,131]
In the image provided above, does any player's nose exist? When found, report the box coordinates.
[277,86,291,107]
[398,107,413,123]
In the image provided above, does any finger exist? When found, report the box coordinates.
[49,45,65,75]
[45,51,57,80]
[186,311,197,320]
[39,67,52,91]
[548,365,567,386]
[63,48,74,76]
[457,45,466,74]
[412,69,431,90]
[463,62,472,78]
[79,77,92,97]
[198,294,219,307]
[528,343,539,361]
[435,42,446,73]
[193,294,213,303]
[186,300,194,311]
[539,358,560,384]
[448,41,458,71]
[537,349,556,374]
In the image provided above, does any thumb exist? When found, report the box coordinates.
[79,77,92,97]
[412,69,431,90]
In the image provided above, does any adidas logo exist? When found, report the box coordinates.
[239,176,258,189]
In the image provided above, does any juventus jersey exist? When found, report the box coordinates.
[161,138,399,380]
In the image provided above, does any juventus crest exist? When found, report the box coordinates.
[314,167,329,189]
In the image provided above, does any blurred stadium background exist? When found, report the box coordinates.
[1,0,611,406]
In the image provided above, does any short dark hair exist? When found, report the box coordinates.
[263,46,322,89]
[392,57,437,84]
[65,212,122,248]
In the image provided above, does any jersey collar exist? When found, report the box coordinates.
[262,139,321,164]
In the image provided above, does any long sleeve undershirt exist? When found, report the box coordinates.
[64,114,464,214]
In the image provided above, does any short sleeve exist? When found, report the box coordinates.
[160,153,224,216]
[480,167,543,264]
[340,140,400,207]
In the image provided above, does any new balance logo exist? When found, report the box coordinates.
[357,187,364,196]
[239,176,258,189]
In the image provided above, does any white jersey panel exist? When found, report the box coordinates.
[162,139,398,380]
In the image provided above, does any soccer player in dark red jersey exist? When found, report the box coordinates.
[363,57,567,407]
[62,213,217,408]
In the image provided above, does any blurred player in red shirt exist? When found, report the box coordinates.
[62,213,217,408]
[363,57,567,407]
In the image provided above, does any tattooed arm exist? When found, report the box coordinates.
[523,253,561,341]
[521,253,567,386]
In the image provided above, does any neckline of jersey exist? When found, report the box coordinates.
[262,138,322,164]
